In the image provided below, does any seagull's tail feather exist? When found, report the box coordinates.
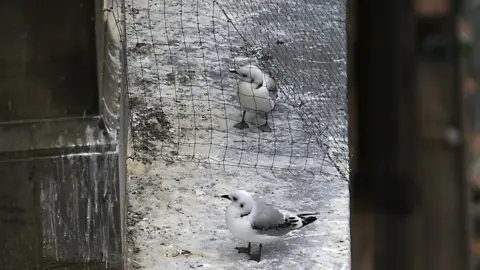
[297,212,319,228]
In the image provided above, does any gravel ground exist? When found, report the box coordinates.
[125,0,349,268]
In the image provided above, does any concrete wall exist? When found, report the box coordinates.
[0,1,99,121]
[0,0,128,268]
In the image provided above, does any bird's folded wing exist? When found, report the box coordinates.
[263,74,277,91]
[268,90,278,100]
[263,74,278,100]
[251,202,298,236]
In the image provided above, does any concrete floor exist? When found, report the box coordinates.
[125,0,349,268]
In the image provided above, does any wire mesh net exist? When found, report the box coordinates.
[125,0,348,180]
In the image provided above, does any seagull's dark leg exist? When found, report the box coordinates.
[235,242,251,254]
[257,113,272,132]
[234,110,249,129]
[249,244,262,262]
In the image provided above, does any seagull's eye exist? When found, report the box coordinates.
[232,196,237,201]
[240,203,244,208]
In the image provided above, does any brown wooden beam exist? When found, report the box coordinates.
[349,0,470,269]
[347,0,374,268]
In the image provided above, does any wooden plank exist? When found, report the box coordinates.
[350,0,471,269]
[350,0,416,268]
[348,0,374,268]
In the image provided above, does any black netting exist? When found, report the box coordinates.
[125,0,348,180]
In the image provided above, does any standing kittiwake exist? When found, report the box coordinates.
[220,190,319,262]
[229,65,278,132]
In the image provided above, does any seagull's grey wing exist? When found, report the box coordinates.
[264,74,278,100]
[268,89,278,100]
[250,200,299,236]
[264,74,277,91]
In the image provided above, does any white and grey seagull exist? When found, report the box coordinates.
[220,190,319,262]
[229,65,278,132]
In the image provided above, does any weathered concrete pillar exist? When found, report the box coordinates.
[0,1,127,268]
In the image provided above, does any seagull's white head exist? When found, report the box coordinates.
[230,65,264,85]
[221,190,255,217]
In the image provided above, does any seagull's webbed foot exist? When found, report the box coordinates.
[248,244,262,262]
[258,112,273,132]
[257,123,272,132]
[235,110,249,130]
[235,242,251,254]
[234,121,250,129]
[248,253,261,262]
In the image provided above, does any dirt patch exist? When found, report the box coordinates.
[129,97,173,164]
[165,70,197,86]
